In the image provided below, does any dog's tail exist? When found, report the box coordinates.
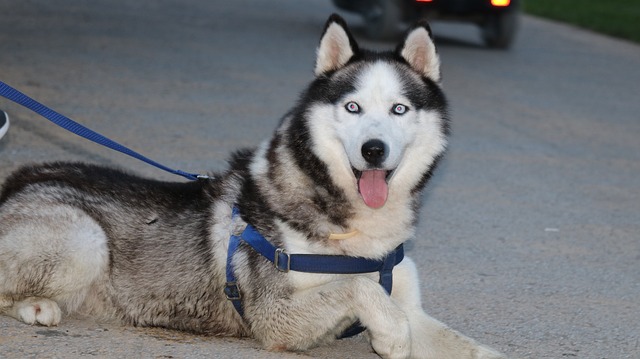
[0,110,9,140]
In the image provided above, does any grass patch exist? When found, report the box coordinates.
[524,0,640,43]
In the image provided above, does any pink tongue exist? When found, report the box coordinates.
[358,170,388,209]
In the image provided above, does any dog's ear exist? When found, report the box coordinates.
[397,22,441,82]
[314,14,359,76]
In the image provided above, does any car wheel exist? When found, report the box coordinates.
[363,0,402,41]
[482,10,519,49]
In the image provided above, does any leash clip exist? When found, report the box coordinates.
[274,248,291,272]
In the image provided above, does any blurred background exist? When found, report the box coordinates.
[0,1,639,358]
[333,0,640,47]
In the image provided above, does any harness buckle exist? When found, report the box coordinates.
[274,248,291,272]
[224,281,242,300]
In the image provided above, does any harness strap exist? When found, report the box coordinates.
[224,232,244,317]
[0,81,206,181]
[239,222,404,274]
[225,208,404,339]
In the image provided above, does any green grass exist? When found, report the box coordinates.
[524,0,640,43]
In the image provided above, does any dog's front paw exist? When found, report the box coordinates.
[369,317,412,359]
[9,297,62,326]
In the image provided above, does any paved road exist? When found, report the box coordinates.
[1,1,639,358]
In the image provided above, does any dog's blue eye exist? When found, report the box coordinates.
[392,104,408,115]
[345,102,360,114]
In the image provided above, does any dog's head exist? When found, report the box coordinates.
[247,15,448,251]
[302,14,448,211]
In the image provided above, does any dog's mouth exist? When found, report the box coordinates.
[352,168,394,209]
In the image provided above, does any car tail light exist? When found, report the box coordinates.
[491,0,511,6]
[415,0,433,2]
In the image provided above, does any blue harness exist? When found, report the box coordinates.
[225,208,404,338]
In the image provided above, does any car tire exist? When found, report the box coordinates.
[481,10,519,49]
[363,0,402,41]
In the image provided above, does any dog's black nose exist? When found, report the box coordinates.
[361,139,388,166]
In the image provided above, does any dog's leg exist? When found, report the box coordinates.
[248,276,411,359]
[0,203,109,326]
[391,258,506,359]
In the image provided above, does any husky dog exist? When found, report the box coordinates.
[0,15,505,359]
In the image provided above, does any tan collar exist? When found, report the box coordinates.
[328,230,359,240]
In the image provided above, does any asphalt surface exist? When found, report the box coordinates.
[1,1,639,358]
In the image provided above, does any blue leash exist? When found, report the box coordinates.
[0,81,206,181]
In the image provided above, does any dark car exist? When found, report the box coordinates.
[333,0,521,49]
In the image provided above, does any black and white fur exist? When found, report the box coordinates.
[0,15,505,359]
